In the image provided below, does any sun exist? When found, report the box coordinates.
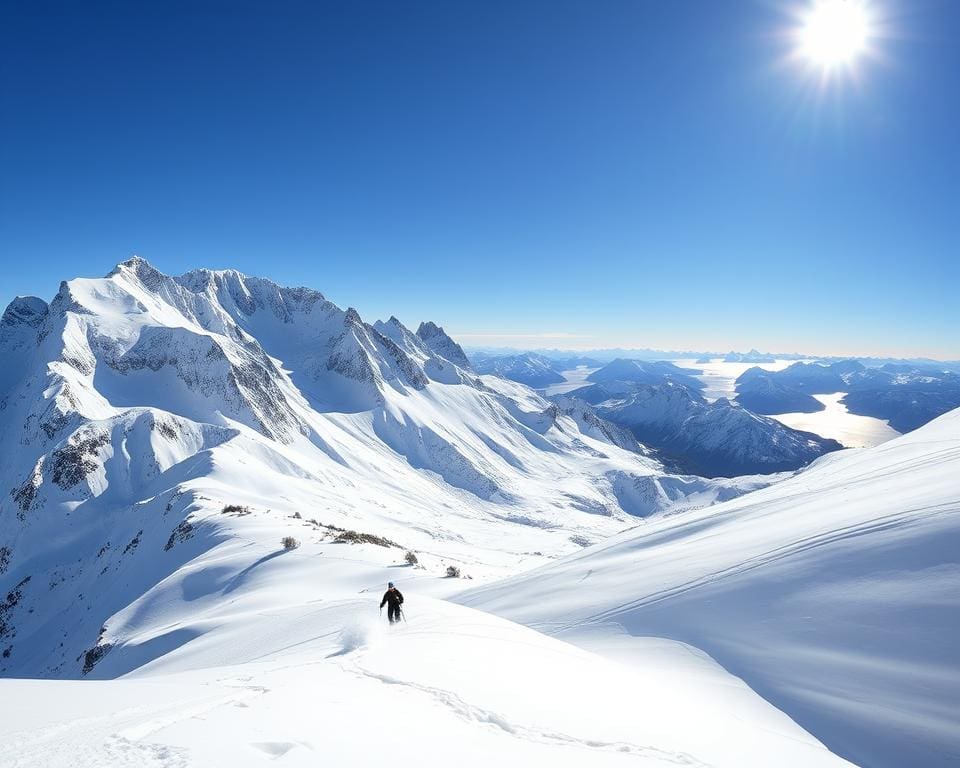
[797,0,872,69]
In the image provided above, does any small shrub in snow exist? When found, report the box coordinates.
[445,565,461,578]
[404,550,419,566]
[292,511,302,519]
[282,536,300,550]
[222,503,250,515]
[333,530,400,548]
[122,529,143,555]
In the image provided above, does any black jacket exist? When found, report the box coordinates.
[380,588,404,608]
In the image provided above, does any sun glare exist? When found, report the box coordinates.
[797,0,872,69]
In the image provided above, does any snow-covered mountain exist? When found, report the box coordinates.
[586,358,705,390]
[735,374,825,414]
[461,408,960,768]
[572,380,841,477]
[722,348,776,363]
[0,258,766,680]
[471,351,566,388]
[547,394,647,455]
[0,258,862,767]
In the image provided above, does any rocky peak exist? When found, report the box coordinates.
[416,321,472,370]
[110,256,165,290]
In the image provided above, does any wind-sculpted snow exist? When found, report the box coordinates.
[462,409,960,768]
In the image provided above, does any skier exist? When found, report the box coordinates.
[380,582,404,625]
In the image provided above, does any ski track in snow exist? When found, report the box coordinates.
[341,656,706,766]
[3,681,273,767]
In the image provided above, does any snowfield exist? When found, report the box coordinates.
[0,259,954,767]
[2,571,853,768]
[462,409,960,768]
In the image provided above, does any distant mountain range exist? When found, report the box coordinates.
[735,360,960,431]
[722,349,777,363]
[568,377,841,478]
[584,358,705,390]
[466,345,960,369]
[467,355,844,476]
[466,345,803,363]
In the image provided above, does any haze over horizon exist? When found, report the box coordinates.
[2,2,956,358]
[4,255,954,362]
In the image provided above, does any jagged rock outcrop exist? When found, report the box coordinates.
[416,321,473,370]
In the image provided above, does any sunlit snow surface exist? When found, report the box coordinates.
[462,409,960,768]
[1,594,853,768]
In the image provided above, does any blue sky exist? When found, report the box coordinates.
[1,1,957,358]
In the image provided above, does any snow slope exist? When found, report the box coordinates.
[461,409,960,768]
[1,542,854,768]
